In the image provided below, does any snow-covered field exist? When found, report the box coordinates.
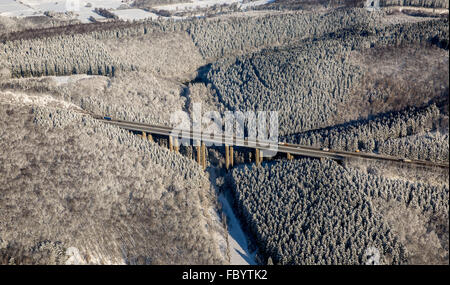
[19,0,128,12]
[112,8,159,21]
[0,0,36,17]
[240,0,274,10]
[1,0,275,21]
[1,0,129,22]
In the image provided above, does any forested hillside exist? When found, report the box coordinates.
[283,104,449,162]
[255,0,449,11]
[230,159,449,265]
[188,8,383,59]
[1,8,447,79]
[1,8,370,77]
[0,71,188,126]
[205,18,448,135]
[378,131,449,161]
[0,101,225,264]
[380,0,449,8]
[203,17,448,162]
[344,44,448,121]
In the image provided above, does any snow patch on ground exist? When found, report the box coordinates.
[49,74,99,86]
[0,90,82,110]
[240,0,274,10]
[218,193,256,265]
[207,167,256,265]
[113,8,159,21]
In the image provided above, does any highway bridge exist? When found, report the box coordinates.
[95,116,450,170]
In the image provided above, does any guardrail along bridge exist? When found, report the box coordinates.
[95,116,450,170]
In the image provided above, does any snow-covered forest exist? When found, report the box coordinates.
[0,102,227,264]
[0,2,448,265]
[230,159,448,264]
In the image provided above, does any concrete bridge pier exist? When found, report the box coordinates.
[195,140,201,165]
[174,137,179,153]
[225,145,230,170]
[230,146,234,167]
[169,136,173,151]
[255,149,261,166]
[201,142,207,170]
